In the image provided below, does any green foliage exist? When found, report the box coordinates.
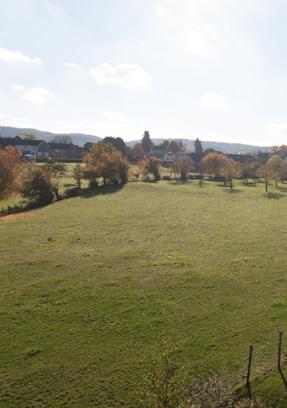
[21,165,55,205]
[140,339,185,408]
[73,163,82,189]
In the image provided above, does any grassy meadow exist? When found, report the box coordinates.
[1,179,287,407]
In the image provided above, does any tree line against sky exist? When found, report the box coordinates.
[0,133,287,207]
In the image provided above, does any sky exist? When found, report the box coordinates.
[0,0,287,145]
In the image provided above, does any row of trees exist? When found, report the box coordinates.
[0,141,129,206]
[135,151,287,192]
[1,143,286,208]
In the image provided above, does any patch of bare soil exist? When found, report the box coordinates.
[0,212,38,221]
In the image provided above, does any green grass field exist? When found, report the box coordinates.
[1,181,287,407]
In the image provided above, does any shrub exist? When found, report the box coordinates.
[73,164,83,189]
[21,165,55,206]
[139,157,161,181]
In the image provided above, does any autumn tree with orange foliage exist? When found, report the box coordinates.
[171,157,193,181]
[132,143,145,162]
[266,155,287,187]
[201,152,240,191]
[256,165,270,192]
[83,141,128,186]
[0,146,23,199]
[271,145,287,156]
[139,156,161,181]
[201,152,225,178]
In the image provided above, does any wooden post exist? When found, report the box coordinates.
[246,345,253,386]
[278,331,283,371]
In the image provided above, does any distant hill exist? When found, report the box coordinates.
[0,126,101,146]
[127,138,273,154]
[0,125,274,153]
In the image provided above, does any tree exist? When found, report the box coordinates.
[141,131,153,153]
[171,157,193,181]
[21,165,55,206]
[256,165,270,192]
[201,152,225,178]
[103,137,127,155]
[201,152,239,191]
[220,158,241,191]
[139,157,161,181]
[83,141,128,185]
[271,145,287,156]
[194,138,203,171]
[51,134,73,144]
[0,146,23,199]
[168,140,183,154]
[240,162,259,185]
[42,163,66,200]
[194,138,203,156]
[132,143,145,162]
[266,155,286,187]
[156,140,169,150]
[73,164,83,189]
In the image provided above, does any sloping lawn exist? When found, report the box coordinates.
[0,181,287,407]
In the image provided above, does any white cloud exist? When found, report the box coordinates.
[90,63,151,88]
[153,1,257,63]
[10,85,54,106]
[21,87,54,106]
[103,111,125,121]
[270,123,287,134]
[0,47,42,64]
[64,62,80,69]
[200,92,227,108]
[11,84,26,92]
[153,3,221,57]
[44,0,67,19]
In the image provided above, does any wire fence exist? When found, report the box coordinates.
[226,331,287,396]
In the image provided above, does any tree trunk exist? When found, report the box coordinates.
[53,186,61,201]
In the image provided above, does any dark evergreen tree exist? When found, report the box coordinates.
[194,138,203,156]
[141,131,153,152]
[194,138,203,171]
[169,140,181,154]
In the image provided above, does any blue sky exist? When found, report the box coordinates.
[0,0,287,145]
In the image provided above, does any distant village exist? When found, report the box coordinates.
[0,132,285,165]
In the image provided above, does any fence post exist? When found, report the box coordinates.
[278,331,283,371]
[246,345,253,386]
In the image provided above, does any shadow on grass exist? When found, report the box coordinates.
[224,188,243,194]
[168,180,192,185]
[279,368,287,388]
[65,183,125,199]
[240,182,257,187]
[265,192,286,200]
